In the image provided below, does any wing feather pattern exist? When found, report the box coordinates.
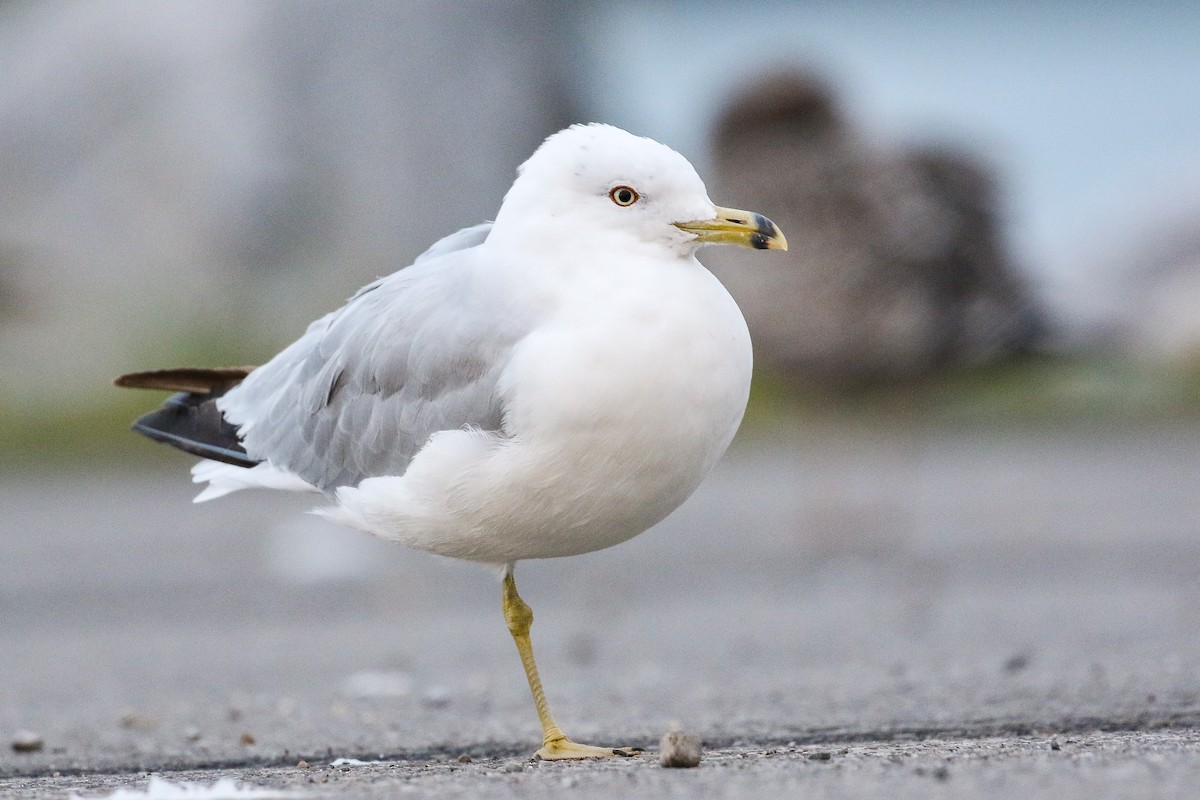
[217,223,538,493]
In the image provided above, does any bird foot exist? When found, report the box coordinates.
[535,738,643,760]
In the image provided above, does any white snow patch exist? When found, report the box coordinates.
[70,776,298,799]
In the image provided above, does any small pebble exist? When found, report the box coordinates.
[1049,739,1062,751]
[297,760,310,769]
[457,753,473,763]
[658,730,702,768]
[239,732,256,745]
[11,730,44,753]
[808,751,832,761]
[118,712,157,731]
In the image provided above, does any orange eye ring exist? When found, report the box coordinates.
[608,185,639,207]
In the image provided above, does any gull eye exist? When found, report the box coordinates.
[608,185,639,207]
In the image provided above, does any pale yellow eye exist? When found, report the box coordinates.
[608,185,639,207]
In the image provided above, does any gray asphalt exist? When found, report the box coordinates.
[2,419,1199,798]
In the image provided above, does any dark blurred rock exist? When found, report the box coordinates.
[704,71,1043,384]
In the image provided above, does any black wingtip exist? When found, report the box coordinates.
[130,391,260,468]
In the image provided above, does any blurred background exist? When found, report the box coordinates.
[1,0,1199,438]
[1,0,1199,774]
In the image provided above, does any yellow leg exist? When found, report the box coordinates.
[502,569,642,760]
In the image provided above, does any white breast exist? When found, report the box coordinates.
[324,254,752,565]
[476,254,751,557]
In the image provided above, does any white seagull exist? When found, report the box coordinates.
[117,123,787,760]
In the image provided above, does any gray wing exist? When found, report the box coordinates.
[219,223,536,492]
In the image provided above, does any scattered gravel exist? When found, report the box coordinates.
[3,430,1200,798]
[5,730,1200,799]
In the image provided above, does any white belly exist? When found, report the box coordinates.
[323,257,752,565]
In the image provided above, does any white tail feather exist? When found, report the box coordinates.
[191,460,320,503]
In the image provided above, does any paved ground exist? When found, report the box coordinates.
[1,419,1198,797]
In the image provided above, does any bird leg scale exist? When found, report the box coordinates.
[501,569,642,760]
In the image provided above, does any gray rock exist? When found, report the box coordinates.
[659,730,703,768]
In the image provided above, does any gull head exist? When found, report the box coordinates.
[491,123,786,257]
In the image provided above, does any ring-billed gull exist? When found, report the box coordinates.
[116,123,786,760]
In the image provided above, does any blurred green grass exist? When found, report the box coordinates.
[2,352,1197,470]
[0,321,283,471]
[742,352,1200,432]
